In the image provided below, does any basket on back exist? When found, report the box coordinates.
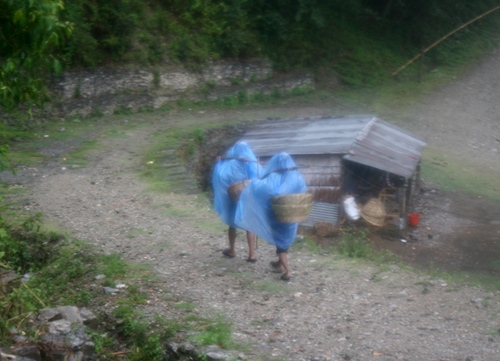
[228,180,251,203]
[271,193,314,223]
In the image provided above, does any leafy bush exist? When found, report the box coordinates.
[0,214,63,274]
[0,0,71,110]
[189,314,235,349]
[337,227,373,259]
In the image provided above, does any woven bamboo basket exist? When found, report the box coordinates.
[271,193,314,223]
[360,198,386,227]
[228,180,251,202]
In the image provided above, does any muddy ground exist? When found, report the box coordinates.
[2,48,500,360]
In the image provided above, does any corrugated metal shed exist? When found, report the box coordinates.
[241,115,427,178]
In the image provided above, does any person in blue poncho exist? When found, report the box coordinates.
[212,142,262,262]
[235,152,307,281]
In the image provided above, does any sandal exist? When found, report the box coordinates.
[222,249,236,258]
[246,258,257,263]
[270,261,283,273]
[280,274,291,281]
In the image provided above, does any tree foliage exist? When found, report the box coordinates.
[0,0,499,110]
[0,0,72,111]
[57,0,500,71]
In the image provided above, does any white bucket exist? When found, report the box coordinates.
[343,196,360,220]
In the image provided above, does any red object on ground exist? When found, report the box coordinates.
[408,213,420,227]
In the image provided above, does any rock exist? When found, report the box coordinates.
[178,342,196,353]
[1,344,41,361]
[48,320,72,334]
[12,335,28,344]
[55,306,85,324]
[79,308,98,329]
[472,298,484,309]
[206,351,231,360]
[102,287,118,294]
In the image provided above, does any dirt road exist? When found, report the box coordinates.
[5,49,500,360]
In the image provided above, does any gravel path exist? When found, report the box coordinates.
[10,49,500,360]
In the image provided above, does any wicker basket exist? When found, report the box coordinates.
[271,193,314,223]
[360,198,386,227]
[228,180,251,202]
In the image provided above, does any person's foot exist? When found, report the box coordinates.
[222,248,236,258]
[270,260,283,273]
[280,273,291,281]
[246,258,257,263]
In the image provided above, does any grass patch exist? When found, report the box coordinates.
[7,151,47,166]
[442,271,500,292]
[188,314,235,350]
[336,228,373,259]
[174,302,197,311]
[96,254,127,279]
[126,227,150,239]
[62,139,99,166]
[0,183,26,196]
[421,147,500,202]
[192,218,227,234]
[296,227,397,268]
[138,126,202,194]
[0,219,216,358]
[414,267,500,292]
[251,280,290,293]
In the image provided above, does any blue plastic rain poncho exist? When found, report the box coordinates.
[212,142,262,228]
[235,152,307,250]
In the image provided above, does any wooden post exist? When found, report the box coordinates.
[398,187,406,232]
[406,176,414,213]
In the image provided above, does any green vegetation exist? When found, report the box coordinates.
[57,0,500,74]
[299,226,396,265]
[422,148,500,202]
[0,145,13,174]
[336,227,374,259]
[0,0,72,111]
[2,0,500,113]
[0,210,239,356]
[188,314,235,349]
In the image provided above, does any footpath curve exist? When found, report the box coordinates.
[13,49,500,360]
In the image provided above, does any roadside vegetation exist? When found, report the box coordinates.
[0,203,239,359]
[2,1,500,112]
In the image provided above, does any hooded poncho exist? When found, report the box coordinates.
[212,142,261,228]
[235,152,307,250]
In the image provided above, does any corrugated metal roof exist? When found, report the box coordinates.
[241,115,426,178]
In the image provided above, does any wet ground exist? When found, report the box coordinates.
[367,187,500,277]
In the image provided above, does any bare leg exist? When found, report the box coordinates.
[226,227,236,256]
[270,257,283,273]
[278,252,291,278]
[246,231,256,260]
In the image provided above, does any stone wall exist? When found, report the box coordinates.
[50,59,314,116]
